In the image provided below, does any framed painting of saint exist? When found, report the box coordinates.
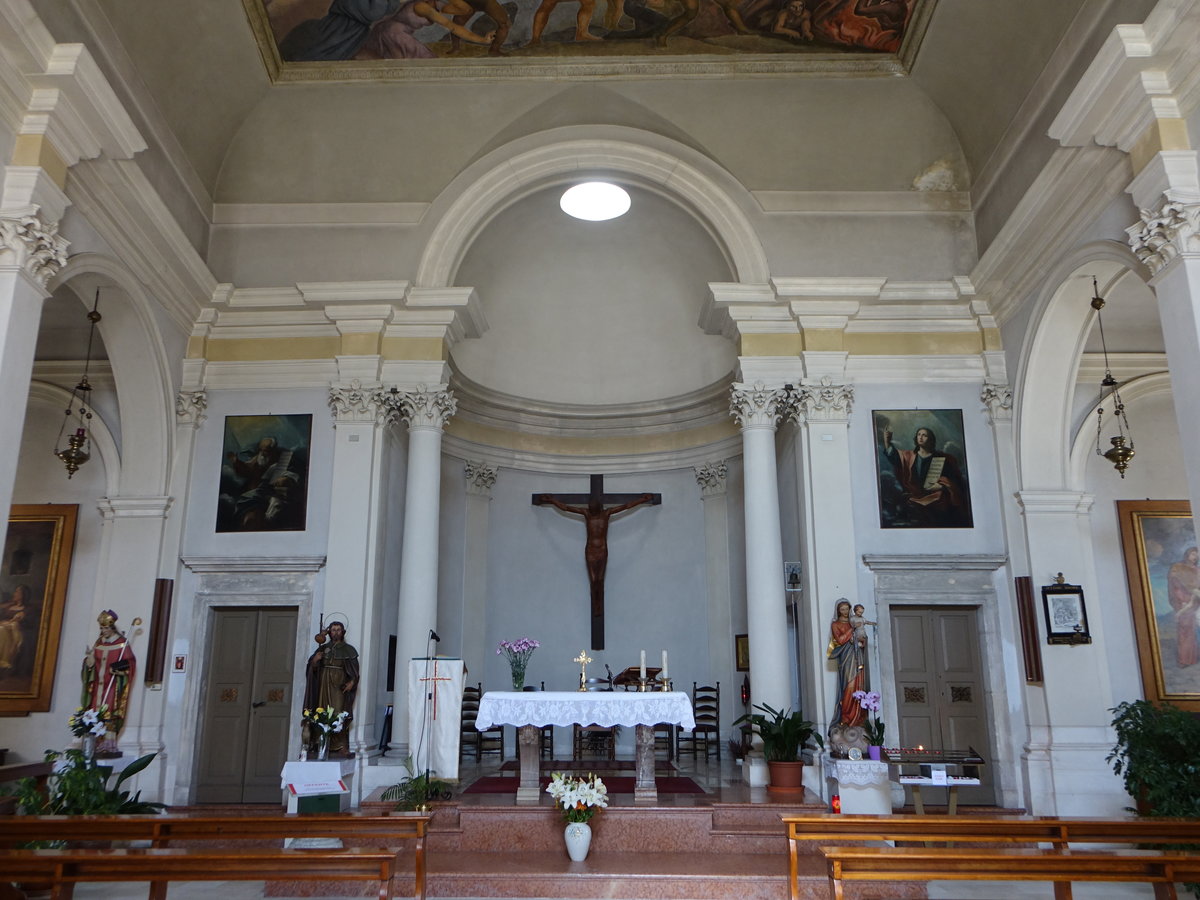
[1117,500,1200,709]
[0,504,78,714]
[216,414,312,533]
[872,409,972,529]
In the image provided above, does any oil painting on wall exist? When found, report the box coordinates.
[248,0,921,70]
[0,504,77,714]
[872,409,972,529]
[1118,500,1200,709]
[217,414,312,533]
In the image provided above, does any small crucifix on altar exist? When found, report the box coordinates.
[534,474,661,650]
[574,650,593,692]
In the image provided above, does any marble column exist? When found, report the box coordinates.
[1128,195,1200,518]
[730,382,793,716]
[390,385,457,754]
[694,460,735,733]
[0,196,68,518]
[326,379,399,757]
[461,461,497,681]
[791,377,855,729]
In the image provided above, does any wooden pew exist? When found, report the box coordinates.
[782,814,1200,900]
[0,811,431,900]
[0,845,397,900]
[821,844,1200,900]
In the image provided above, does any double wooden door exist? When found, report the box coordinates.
[890,605,995,805]
[194,608,296,803]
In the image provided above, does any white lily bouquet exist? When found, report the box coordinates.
[303,706,349,733]
[68,706,109,738]
[546,771,609,823]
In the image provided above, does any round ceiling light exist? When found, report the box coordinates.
[559,182,631,221]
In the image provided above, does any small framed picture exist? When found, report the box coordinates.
[1041,577,1092,645]
[734,634,749,672]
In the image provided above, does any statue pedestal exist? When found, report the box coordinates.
[825,758,893,815]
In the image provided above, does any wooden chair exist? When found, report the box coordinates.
[461,683,504,760]
[677,681,720,759]
[539,682,554,758]
[572,724,617,760]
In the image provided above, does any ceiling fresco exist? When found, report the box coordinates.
[246,0,934,80]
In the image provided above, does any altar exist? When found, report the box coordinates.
[475,691,695,804]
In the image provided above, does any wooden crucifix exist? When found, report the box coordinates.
[533,474,661,650]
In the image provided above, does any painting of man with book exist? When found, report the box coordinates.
[874,409,972,529]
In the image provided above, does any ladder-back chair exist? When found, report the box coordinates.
[677,681,720,759]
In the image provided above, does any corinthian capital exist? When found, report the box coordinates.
[0,210,68,286]
[396,384,457,430]
[1127,198,1200,275]
[694,460,728,498]
[730,382,790,429]
[465,460,498,496]
[980,382,1013,424]
[328,379,394,425]
[794,376,853,424]
[175,390,208,427]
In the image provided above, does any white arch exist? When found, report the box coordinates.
[415,125,770,288]
[48,253,175,496]
[27,380,121,497]
[1014,240,1146,492]
[1067,370,1172,490]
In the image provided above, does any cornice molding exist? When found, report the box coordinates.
[182,556,327,573]
[862,554,1007,572]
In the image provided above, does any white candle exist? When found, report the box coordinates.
[640,650,646,679]
[662,650,668,679]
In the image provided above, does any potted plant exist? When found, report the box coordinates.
[1107,699,1200,818]
[381,756,452,811]
[733,702,823,791]
[10,748,164,818]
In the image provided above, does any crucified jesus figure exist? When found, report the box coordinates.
[533,475,660,649]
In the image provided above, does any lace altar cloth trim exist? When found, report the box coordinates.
[824,757,892,786]
[475,690,696,730]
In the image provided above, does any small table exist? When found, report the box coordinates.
[475,691,695,804]
[885,749,985,815]
[825,757,892,815]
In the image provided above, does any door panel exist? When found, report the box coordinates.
[892,605,995,806]
[195,607,296,803]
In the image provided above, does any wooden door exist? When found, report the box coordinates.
[891,605,995,805]
[195,608,296,803]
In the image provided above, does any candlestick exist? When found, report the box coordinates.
[661,650,668,679]
[640,650,646,680]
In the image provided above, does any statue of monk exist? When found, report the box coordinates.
[304,621,359,756]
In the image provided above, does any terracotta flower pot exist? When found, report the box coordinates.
[766,760,805,793]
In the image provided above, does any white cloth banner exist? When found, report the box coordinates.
[475,690,695,730]
[407,658,465,780]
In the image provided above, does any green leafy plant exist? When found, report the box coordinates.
[1108,700,1200,898]
[11,749,164,816]
[380,756,452,810]
[1108,700,1200,817]
[732,702,824,762]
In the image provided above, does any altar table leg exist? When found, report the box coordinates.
[516,725,541,805]
[634,724,657,803]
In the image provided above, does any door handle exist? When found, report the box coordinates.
[252,700,266,708]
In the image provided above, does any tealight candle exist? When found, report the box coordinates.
[640,650,646,679]
[661,650,668,679]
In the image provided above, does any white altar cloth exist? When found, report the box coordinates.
[475,690,695,730]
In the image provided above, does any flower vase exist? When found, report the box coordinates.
[81,734,97,763]
[564,821,591,861]
[868,745,882,761]
[315,731,329,760]
[510,665,526,691]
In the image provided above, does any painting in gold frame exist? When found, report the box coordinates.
[0,504,78,715]
[1117,499,1200,710]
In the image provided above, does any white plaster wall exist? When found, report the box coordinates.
[452,185,735,405]
[1085,389,1187,709]
[850,382,1006,560]
[179,388,335,559]
[0,391,111,764]
[372,426,409,744]
[477,466,711,752]
[436,454,467,665]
